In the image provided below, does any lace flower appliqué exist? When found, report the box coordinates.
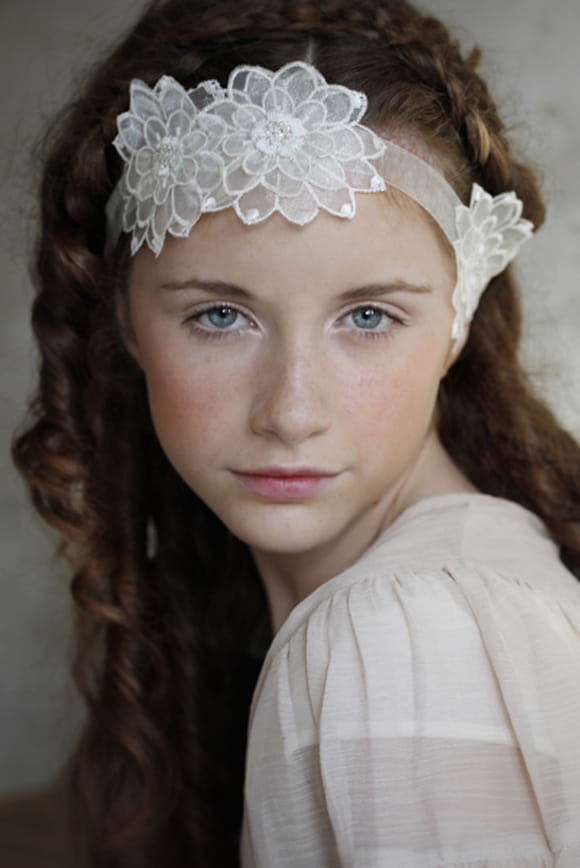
[451,184,534,338]
[204,61,387,225]
[110,76,229,255]
[106,64,535,344]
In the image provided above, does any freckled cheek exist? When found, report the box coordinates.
[340,359,440,446]
[141,352,250,450]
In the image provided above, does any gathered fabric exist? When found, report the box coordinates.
[240,492,580,867]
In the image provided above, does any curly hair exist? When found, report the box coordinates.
[12,0,580,865]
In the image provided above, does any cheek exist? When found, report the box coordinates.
[341,340,444,446]
[141,346,244,456]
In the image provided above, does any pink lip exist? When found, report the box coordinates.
[231,467,339,501]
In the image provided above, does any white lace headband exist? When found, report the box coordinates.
[105,60,534,340]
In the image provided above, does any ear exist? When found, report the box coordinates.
[114,291,142,366]
[441,322,470,378]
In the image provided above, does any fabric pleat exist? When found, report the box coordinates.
[240,493,580,867]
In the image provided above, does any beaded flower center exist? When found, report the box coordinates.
[252,113,306,156]
[153,136,183,176]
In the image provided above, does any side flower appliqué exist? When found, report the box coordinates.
[451,183,534,338]
[204,61,387,225]
[110,76,229,255]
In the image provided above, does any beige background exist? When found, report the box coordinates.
[1,0,579,796]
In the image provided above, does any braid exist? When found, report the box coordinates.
[15,2,579,866]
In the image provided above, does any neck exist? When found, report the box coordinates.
[251,430,478,634]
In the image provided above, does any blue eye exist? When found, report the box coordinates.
[350,306,389,330]
[185,304,255,340]
[203,306,240,329]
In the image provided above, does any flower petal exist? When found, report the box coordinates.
[224,161,255,195]
[233,105,264,131]
[307,156,346,190]
[278,185,319,224]
[263,86,294,115]
[122,191,138,234]
[223,131,250,157]
[239,68,272,105]
[188,79,223,111]
[343,159,385,192]
[131,222,148,256]
[295,101,326,130]
[126,155,143,194]
[312,186,357,217]
[167,109,193,139]
[502,224,533,247]
[172,185,202,226]
[136,172,156,200]
[229,65,274,100]
[274,62,324,103]
[243,149,272,176]
[472,193,492,223]
[137,197,153,226]
[135,147,154,175]
[485,250,510,274]
[455,206,473,237]
[306,131,334,158]
[159,80,191,118]
[262,169,303,197]
[207,101,238,127]
[196,153,224,191]
[176,156,197,184]
[144,116,167,149]
[116,114,145,155]
[197,113,226,149]
[493,196,523,229]
[331,127,364,160]
[317,85,366,126]
[234,184,277,224]
[130,80,163,123]
[153,196,173,239]
[356,125,386,158]
[181,129,207,155]
[277,151,311,182]
[153,174,172,205]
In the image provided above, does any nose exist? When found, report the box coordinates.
[249,341,331,446]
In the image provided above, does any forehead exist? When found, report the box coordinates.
[130,191,456,296]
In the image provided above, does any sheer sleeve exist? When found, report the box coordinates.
[241,566,580,867]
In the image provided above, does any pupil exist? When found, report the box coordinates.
[209,306,237,328]
[354,307,382,329]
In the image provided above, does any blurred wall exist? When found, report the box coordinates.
[1,0,579,796]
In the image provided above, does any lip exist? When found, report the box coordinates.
[231,467,339,501]
[238,466,336,477]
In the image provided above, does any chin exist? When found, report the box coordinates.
[219,509,336,556]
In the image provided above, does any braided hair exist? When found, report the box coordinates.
[12,1,580,865]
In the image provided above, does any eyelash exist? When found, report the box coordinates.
[183,303,404,341]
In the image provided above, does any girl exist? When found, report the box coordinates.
[12,0,580,865]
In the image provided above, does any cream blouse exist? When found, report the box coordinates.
[240,492,580,867]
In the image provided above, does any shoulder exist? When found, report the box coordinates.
[249,563,524,763]
[250,495,580,745]
[264,492,576,666]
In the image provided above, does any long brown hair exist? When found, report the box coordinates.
[12,1,580,865]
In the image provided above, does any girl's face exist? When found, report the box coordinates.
[125,193,458,560]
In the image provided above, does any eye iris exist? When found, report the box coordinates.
[208,306,237,328]
[353,307,382,329]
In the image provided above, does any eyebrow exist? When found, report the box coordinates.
[160,277,434,300]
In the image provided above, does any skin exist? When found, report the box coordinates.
[121,192,477,632]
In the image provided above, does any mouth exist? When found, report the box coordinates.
[230,467,340,501]
[237,466,337,477]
